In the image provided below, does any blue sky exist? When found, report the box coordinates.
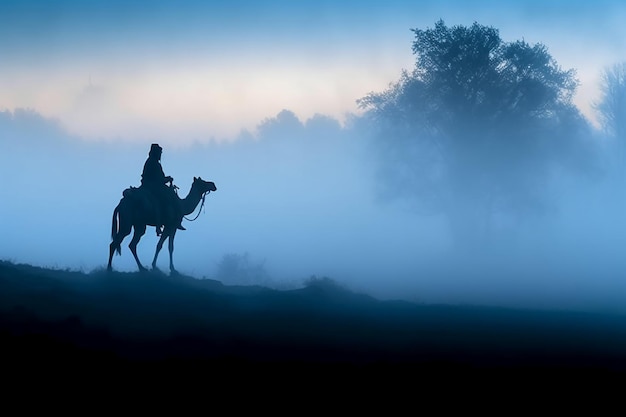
[1,0,625,144]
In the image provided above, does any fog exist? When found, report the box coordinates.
[1,105,626,313]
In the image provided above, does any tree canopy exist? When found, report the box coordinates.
[358,20,591,247]
[595,62,626,175]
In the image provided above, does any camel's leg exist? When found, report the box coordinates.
[151,229,169,270]
[129,224,147,272]
[108,243,116,272]
[168,229,177,274]
[108,225,132,272]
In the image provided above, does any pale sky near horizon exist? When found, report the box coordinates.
[1,0,625,145]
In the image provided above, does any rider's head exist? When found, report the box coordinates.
[149,143,163,159]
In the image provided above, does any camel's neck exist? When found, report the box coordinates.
[179,186,205,216]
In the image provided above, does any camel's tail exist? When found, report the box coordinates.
[111,204,122,256]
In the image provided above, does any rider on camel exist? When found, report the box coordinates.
[141,143,186,236]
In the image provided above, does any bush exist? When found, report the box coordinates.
[214,252,271,286]
[303,275,343,291]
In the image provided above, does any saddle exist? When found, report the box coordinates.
[122,186,159,215]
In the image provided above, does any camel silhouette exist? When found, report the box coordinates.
[107,176,217,273]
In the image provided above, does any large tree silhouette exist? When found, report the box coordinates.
[358,20,590,248]
[596,62,626,178]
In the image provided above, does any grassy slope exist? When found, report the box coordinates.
[2,260,626,385]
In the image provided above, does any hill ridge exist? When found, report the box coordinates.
[2,259,626,376]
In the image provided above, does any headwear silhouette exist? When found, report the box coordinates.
[149,143,163,156]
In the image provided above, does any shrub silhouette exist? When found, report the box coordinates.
[215,252,271,286]
[303,275,343,291]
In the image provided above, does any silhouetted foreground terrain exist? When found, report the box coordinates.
[2,260,626,386]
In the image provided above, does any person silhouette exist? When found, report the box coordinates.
[141,143,186,236]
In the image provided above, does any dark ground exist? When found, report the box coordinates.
[2,260,626,394]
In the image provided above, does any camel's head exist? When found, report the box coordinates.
[193,176,217,194]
